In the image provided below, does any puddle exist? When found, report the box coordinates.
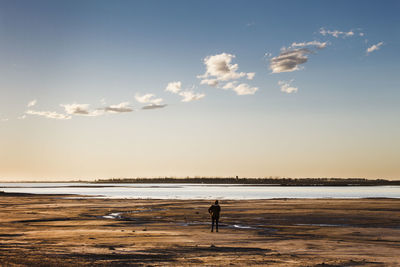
[232,224,254,229]
[126,208,168,213]
[176,221,210,226]
[102,213,121,219]
[176,222,270,230]
[102,208,168,219]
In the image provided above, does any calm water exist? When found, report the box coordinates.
[0,183,399,199]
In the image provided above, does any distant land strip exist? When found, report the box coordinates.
[92,178,400,186]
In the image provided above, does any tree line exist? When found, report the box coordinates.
[93,177,400,186]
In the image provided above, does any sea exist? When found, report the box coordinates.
[0,183,399,199]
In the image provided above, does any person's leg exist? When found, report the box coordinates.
[216,217,219,232]
[211,217,215,232]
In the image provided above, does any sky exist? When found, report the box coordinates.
[0,0,399,181]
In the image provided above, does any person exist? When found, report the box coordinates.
[208,200,221,232]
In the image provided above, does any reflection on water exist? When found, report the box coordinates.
[232,224,253,229]
[102,213,121,219]
[295,223,347,227]
[1,183,399,199]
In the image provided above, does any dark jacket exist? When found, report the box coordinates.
[208,204,221,218]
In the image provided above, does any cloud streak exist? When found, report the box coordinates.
[142,104,167,110]
[319,28,355,38]
[289,41,328,49]
[24,101,134,120]
[366,41,384,54]
[25,110,71,120]
[27,99,37,108]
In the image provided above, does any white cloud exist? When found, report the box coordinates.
[222,81,257,95]
[200,78,219,87]
[319,28,355,38]
[135,93,163,105]
[198,53,255,83]
[270,48,311,73]
[61,103,91,115]
[25,101,132,120]
[1,118,9,122]
[198,53,245,81]
[246,72,255,80]
[270,39,329,74]
[289,40,328,49]
[222,81,237,90]
[197,53,258,96]
[27,99,37,107]
[100,98,106,105]
[104,102,133,113]
[25,110,71,120]
[232,83,258,95]
[366,42,384,54]
[278,80,298,94]
[61,103,104,117]
[18,115,27,120]
[142,104,167,110]
[166,82,205,102]
[165,81,182,93]
[179,91,205,102]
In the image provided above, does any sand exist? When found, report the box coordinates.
[0,193,399,266]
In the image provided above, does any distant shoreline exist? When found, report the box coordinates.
[0,191,398,200]
[1,177,400,186]
[92,178,400,186]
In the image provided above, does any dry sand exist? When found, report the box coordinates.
[0,193,399,266]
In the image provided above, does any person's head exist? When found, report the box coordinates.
[215,200,219,205]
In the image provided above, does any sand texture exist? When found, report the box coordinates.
[0,194,399,266]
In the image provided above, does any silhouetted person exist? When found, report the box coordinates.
[208,200,221,232]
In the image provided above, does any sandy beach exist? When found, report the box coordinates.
[0,193,399,266]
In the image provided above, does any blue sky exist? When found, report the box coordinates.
[0,0,399,180]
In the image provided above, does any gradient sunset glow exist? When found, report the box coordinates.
[0,0,399,180]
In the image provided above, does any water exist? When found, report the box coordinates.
[0,183,399,199]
